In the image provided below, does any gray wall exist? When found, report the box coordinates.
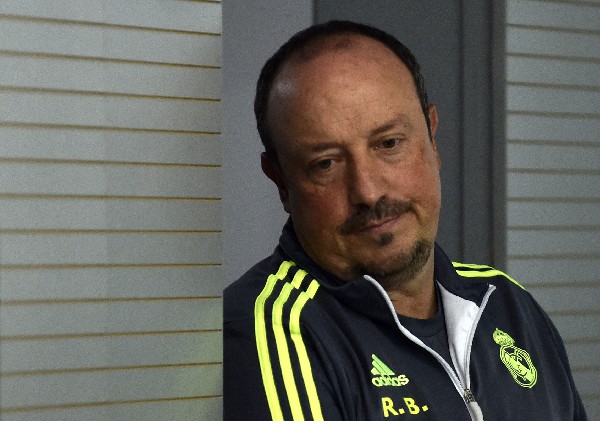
[0,1,223,418]
[504,0,600,416]
[222,1,314,284]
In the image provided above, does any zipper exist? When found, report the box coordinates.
[464,389,484,421]
[464,388,476,403]
[461,285,495,391]
[363,275,493,421]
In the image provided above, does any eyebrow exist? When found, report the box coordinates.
[369,115,412,137]
[302,115,414,153]
[306,141,344,154]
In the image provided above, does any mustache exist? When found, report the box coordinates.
[339,197,412,235]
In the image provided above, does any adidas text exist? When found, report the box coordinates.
[372,374,409,387]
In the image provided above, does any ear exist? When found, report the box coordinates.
[261,152,290,213]
[427,104,441,169]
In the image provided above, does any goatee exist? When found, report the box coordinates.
[355,238,433,291]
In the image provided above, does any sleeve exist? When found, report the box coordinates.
[529,295,588,421]
[224,317,345,421]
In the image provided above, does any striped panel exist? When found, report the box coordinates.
[1,91,221,132]
[0,163,221,197]
[254,261,324,421]
[507,143,600,171]
[507,230,600,256]
[507,257,600,285]
[508,201,600,227]
[0,365,221,408]
[551,314,600,342]
[0,0,222,33]
[0,19,221,66]
[507,26,600,60]
[528,286,600,313]
[0,331,222,372]
[507,56,600,88]
[508,84,600,116]
[507,114,600,144]
[0,128,221,164]
[0,233,222,266]
[508,172,600,199]
[505,0,600,416]
[1,299,221,336]
[0,56,222,99]
[507,0,600,32]
[0,266,223,301]
[0,198,222,231]
[568,341,600,369]
[0,1,223,419]
[0,397,223,421]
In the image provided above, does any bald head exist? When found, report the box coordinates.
[254,21,432,164]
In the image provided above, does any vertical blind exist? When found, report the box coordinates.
[505,0,600,417]
[0,0,223,419]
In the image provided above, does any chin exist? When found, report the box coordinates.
[355,238,433,290]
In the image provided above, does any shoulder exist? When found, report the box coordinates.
[451,261,527,291]
[224,252,322,323]
[224,255,278,322]
[434,244,527,299]
[449,260,542,313]
[225,256,275,297]
[450,261,558,330]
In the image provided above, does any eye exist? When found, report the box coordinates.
[315,159,333,170]
[307,157,337,181]
[380,138,400,149]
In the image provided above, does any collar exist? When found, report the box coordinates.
[277,217,490,320]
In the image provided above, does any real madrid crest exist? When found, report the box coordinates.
[493,328,538,388]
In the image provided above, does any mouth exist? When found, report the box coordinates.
[339,197,413,236]
[361,216,399,233]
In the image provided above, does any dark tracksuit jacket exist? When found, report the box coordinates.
[224,221,587,420]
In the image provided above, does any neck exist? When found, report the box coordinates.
[386,257,437,319]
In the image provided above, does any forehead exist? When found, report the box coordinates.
[289,33,370,62]
[279,34,410,81]
[267,35,420,135]
[269,34,418,110]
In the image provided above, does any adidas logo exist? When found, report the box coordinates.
[371,354,409,387]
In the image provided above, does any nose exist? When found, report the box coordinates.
[347,154,383,207]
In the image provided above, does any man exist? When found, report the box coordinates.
[224,21,587,420]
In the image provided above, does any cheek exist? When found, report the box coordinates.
[419,172,442,219]
[289,187,347,230]
[392,164,440,196]
[419,171,441,207]
[391,165,441,220]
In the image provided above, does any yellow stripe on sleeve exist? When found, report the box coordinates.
[454,267,525,290]
[273,281,305,421]
[254,261,296,420]
[290,279,324,421]
[452,262,494,270]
